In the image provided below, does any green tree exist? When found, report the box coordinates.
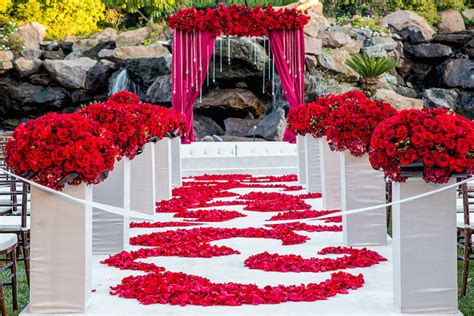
[103,0,182,21]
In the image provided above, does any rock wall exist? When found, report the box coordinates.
[0,9,472,140]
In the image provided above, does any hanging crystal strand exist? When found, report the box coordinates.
[268,39,271,79]
[190,32,194,89]
[206,43,210,87]
[253,37,257,65]
[213,40,216,82]
[262,37,265,93]
[227,36,231,65]
[197,32,200,92]
[283,30,286,61]
[219,37,223,72]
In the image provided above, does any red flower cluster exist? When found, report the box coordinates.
[325,90,398,157]
[190,174,298,183]
[287,99,332,138]
[265,222,342,232]
[268,209,342,223]
[244,247,387,273]
[168,5,310,36]
[130,221,197,228]
[109,271,364,306]
[174,209,246,222]
[107,90,141,105]
[243,194,311,212]
[239,191,320,201]
[369,108,474,183]
[5,113,117,190]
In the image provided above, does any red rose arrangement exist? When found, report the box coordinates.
[168,4,310,36]
[107,90,141,105]
[369,108,474,184]
[286,96,336,137]
[5,113,117,190]
[325,90,397,157]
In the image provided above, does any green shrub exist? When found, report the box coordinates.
[16,0,105,40]
[337,15,389,33]
[0,15,24,51]
[322,0,393,17]
[465,18,474,27]
[0,0,12,14]
[103,0,184,22]
[436,0,465,11]
[390,0,439,25]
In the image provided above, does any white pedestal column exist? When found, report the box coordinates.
[392,178,458,314]
[171,137,182,188]
[155,138,172,201]
[305,135,321,193]
[340,152,387,246]
[297,135,307,185]
[130,143,156,216]
[30,184,92,313]
[319,137,341,209]
[92,158,130,254]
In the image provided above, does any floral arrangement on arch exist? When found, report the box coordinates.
[369,108,474,184]
[5,113,117,190]
[168,4,310,36]
[324,90,398,157]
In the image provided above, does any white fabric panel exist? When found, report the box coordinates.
[92,158,130,254]
[30,184,92,313]
[319,137,341,209]
[297,135,306,184]
[392,179,458,314]
[171,138,182,188]
[130,143,156,215]
[340,152,387,246]
[305,135,321,193]
[155,138,172,201]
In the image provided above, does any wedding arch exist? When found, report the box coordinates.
[168,5,310,142]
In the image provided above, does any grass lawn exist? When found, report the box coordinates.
[458,260,474,316]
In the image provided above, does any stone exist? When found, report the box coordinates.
[305,55,318,74]
[462,9,474,20]
[305,36,323,55]
[224,117,260,137]
[85,62,116,91]
[374,88,423,110]
[98,45,170,64]
[43,57,97,89]
[432,32,473,45]
[317,48,357,77]
[456,91,474,120]
[64,51,83,60]
[198,88,267,118]
[438,10,465,33]
[91,28,117,42]
[0,61,13,73]
[13,57,42,77]
[146,75,172,105]
[29,73,52,86]
[194,115,225,140]
[116,27,149,47]
[0,83,69,118]
[364,37,398,51]
[254,108,286,141]
[41,50,65,60]
[382,10,435,43]
[40,41,60,51]
[212,135,223,142]
[126,56,171,88]
[304,12,329,37]
[14,22,46,50]
[442,59,474,89]
[361,45,387,57]
[0,51,13,62]
[321,31,351,48]
[422,88,458,109]
[20,49,42,60]
[201,136,215,142]
[405,43,452,58]
[342,40,362,54]
[395,86,418,98]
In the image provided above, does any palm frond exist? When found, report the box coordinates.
[346,54,396,79]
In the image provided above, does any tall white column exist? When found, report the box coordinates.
[305,135,321,193]
[319,137,341,209]
[297,135,306,185]
[130,143,156,215]
[155,138,172,201]
[171,137,182,188]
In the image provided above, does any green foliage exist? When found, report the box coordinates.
[337,15,389,33]
[103,0,183,21]
[322,0,393,18]
[436,0,465,11]
[16,0,105,40]
[0,0,13,14]
[189,0,295,8]
[390,0,439,25]
[346,54,396,78]
[465,18,474,27]
[0,15,24,51]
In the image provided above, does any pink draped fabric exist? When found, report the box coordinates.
[172,30,216,143]
[269,28,305,143]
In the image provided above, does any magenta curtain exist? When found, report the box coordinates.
[269,28,305,143]
[172,30,216,143]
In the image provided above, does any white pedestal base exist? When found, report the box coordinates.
[319,137,341,209]
[92,159,130,254]
[30,184,92,313]
[171,137,182,188]
[130,143,156,216]
[155,138,172,201]
[297,135,307,185]
[340,152,387,246]
[305,135,321,193]
[392,178,458,314]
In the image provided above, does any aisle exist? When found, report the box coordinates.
[89,174,395,315]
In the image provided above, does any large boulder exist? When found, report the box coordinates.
[304,12,329,37]
[91,28,117,43]
[442,59,474,89]
[462,9,474,20]
[98,45,170,64]
[254,108,286,141]
[317,48,357,77]
[146,75,172,105]
[116,27,149,47]
[85,61,118,91]
[438,10,465,33]
[198,88,267,118]
[456,91,474,120]
[13,57,42,77]
[0,51,13,74]
[14,22,46,50]
[321,31,351,48]
[374,88,424,110]
[194,114,224,139]
[382,10,435,43]
[432,31,473,45]
[363,37,398,51]
[305,37,323,55]
[224,117,260,137]
[422,88,458,109]
[405,43,452,58]
[0,82,69,118]
[126,57,171,88]
[43,57,97,89]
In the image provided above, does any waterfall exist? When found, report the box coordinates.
[109,69,144,98]
[272,74,287,112]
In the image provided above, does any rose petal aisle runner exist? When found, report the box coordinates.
[89,174,395,315]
